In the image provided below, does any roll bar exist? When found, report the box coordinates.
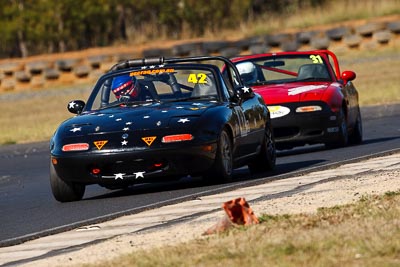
[109,56,243,87]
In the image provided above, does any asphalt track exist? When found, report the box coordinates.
[0,104,399,247]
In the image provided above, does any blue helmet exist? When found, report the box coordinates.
[111,75,140,98]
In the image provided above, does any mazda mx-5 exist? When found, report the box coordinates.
[231,50,362,150]
[50,56,276,202]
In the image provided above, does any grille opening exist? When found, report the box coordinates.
[273,127,299,139]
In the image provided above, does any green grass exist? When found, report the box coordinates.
[79,191,400,267]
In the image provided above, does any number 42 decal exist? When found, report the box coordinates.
[188,73,207,84]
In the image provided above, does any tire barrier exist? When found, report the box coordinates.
[0,19,399,92]
[325,26,350,41]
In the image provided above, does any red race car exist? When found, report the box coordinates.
[230,50,362,150]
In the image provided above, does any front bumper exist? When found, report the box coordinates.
[51,143,217,185]
[270,102,341,148]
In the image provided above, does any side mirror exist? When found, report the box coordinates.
[341,70,356,84]
[67,100,85,114]
[237,86,254,100]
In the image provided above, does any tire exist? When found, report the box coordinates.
[325,108,348,149]
[50,162,85,202]
[248,122,276,173]
[325,26,350,41]
[203,129,233,184]
[310,36,330,50]
[349,108,363,145]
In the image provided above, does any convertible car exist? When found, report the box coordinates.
[231,50,362,150]
[50,56,276,202]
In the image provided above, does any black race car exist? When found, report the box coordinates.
[50,56,276,202]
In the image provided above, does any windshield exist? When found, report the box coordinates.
[235,54,333,86]
[85,67,219,111]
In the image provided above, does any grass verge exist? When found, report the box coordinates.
[0,87,91,145]
[80,191,400,267]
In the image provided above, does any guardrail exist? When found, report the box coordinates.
[0,20,399,92]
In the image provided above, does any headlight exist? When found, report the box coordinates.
[62,143,90,151]
[162,134,194,143]
[295,106,322,113]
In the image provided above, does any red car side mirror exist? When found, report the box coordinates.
[341,70,356,84]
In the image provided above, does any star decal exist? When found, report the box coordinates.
[141,66,147,70]
[70,127,81,132]
[121,140,128,145]
[176,106,183,109]
[156,121,162,126]
[125,122,132,125]
[161,110,168,113]
[68,102,75,109]
[123,127,129,131]
[134,172,145,179]
[178,118,190,123]
[116,118,122,121]
[97,114,105,117]
[192,103,202,106]
[143,115,150,119]
[242,86,250,93]
[109,115,114,118]
[149,65,156,69]
[114,173,125,180]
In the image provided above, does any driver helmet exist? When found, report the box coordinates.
[236,61,258,84]
[111,75,141,99]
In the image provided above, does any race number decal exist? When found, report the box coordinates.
[310,55,323,63]
[188,73,207,84]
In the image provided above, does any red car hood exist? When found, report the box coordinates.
[251,82,342,119]
[252,82,334,104]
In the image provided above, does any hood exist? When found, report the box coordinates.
[59,101,218,136]
[252,82,331,104]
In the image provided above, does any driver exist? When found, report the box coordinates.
[111,75,141,101]
[236,61,258,85]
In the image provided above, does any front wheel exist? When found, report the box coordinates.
[50,162,85,202]
[248,122,276,173]
[203,129,233,184]
[325,108,348,149]
[349,108,363,145]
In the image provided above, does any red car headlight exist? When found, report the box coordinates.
[296,106,322,113]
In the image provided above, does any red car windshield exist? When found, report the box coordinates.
[235,54,333,86]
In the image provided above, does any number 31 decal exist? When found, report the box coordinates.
[188,73,207,84]
[310,55,323,63]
